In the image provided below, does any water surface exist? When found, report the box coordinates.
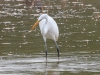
[0,0,100,75]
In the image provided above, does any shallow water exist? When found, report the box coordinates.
[0,51,100,75]
[0,0,100,75]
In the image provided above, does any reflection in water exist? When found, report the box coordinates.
[0,0,100,75]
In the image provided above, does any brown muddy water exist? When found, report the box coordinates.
[0,0,100,75]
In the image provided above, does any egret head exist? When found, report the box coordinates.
[38,14,48,20]
[31,14,48,30]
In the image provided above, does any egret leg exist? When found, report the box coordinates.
[44,41,48,60]
[54,41,60,59]
[43,36,48,60]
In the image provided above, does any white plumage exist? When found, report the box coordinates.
[38,14,59,41]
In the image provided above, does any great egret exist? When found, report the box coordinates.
[31,14,60,60]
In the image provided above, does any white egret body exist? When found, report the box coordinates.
[31,14,60,59]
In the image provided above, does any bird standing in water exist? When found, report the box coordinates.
[31,14,60,60]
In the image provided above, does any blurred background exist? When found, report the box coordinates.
[0,0,100,75]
